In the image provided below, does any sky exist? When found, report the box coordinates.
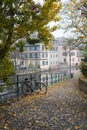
[52,29,66,38]
[35,0,69,4]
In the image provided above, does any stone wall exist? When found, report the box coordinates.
[79,78,87,94]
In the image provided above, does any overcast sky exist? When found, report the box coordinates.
[35,0,69,4]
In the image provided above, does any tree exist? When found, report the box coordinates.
[0,57,15,82]
[0,0,62,60]
[29,61,34,68]
[0,0,62,79]
[67,0,87,77]
[69,0,87,39]
[60,0,87,49]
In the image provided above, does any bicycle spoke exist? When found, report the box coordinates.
[36,82,47,95]
[22,83,32,96]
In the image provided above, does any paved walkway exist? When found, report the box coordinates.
[0,74,87,130]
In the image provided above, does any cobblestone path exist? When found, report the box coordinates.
[0,74,87,130]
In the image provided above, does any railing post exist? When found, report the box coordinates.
[55,74,57,83]
[16,75,19,98]
[46,74,48,86]
[30,74,32,80]
[60,73,62,81]
[61,73,63,81]
[58,73,60,82]
[51,74,53,85]
[39,73,41,82]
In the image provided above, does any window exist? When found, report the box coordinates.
[45,53,48,57]
[35,53,38,58]
[64,58,66,62]
[42,53,44,58]
[27,53,30,58]
[21,61,24,65]
[70,52,75,56]
[53,47,54,51]
[42,45,45,50]
[50,61,52,65]
[35,61,38,66]
[30,53,36,58]
[46,61,48,65]
[72,58,74,61]
[42,61,45,65]
[63,52,67,56]
[35,46,39,51]
[31,46,35,51]
[56,47,58,51]
[26,47,29,51]
[30,53,32,58]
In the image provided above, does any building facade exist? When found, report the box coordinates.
[54,37,82,67]
[20,42,59,70]
[11,37,82,74]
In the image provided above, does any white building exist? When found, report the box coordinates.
[21,42,59,70]
[11,37,82,74]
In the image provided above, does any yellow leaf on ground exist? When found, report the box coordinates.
[13,114,16,117]
[4,124,9,129]
[75,126,80,129]
[24,128,29,130]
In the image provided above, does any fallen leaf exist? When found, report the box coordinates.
[35,120,39,123]
[13,114,16,117]
[64,128,70,130]
[24,128,29,130]
[75,126,80,129]
[66,128,71,130]
[4,124,9,130]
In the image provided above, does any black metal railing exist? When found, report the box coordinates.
[0,68,70,103]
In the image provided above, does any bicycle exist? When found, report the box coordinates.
[22,77,47,96]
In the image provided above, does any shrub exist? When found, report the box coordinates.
[79,61,87,77]
[0,86,4,92]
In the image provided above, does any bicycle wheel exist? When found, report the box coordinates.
[22,83,33,96]
[36,82,47,94]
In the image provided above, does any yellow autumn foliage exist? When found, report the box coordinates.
[0,0,62,77]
